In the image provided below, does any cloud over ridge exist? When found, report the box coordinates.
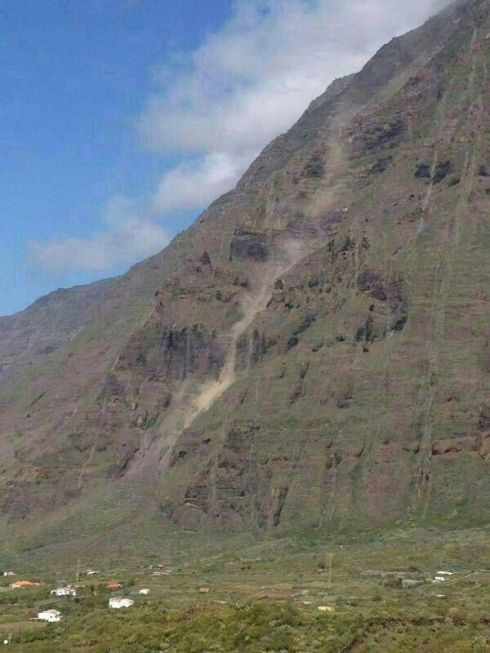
[29,196,169,272]
[32,0,454,273]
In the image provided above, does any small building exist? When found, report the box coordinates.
[138,588,150,595]
[3,571,16,577]
[106,582,123,590]
[38,609,62,623]
[109,596,134,609]
[51,586,77,597]
[10,580,40,589]
[86,569,100,576]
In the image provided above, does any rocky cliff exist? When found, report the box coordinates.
[1,0,490,546]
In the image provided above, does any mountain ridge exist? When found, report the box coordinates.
[0,278,117,390]
[1,0,490,556]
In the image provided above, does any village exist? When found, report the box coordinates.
[0,527,485,652]
[0,523,488,651]
[0,515,487,653]
[0,562,175,629]
[0,563,460,630]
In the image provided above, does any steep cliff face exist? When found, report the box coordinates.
[1,0,490,542]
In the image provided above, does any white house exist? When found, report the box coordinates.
[109,596,134,609]
[51,586,77,597]
[86,569,100,576]
[38,609,62,623]
[138,588,150,595]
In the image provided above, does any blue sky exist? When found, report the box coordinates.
[0,0,449,316]
[0,0,233,315]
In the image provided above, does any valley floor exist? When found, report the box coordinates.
[1,527,490,651]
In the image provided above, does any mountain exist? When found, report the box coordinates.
[1,0,490,555]
[0,279,116,389]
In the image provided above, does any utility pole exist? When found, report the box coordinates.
[76,558,80,583]
[328,552,333,590]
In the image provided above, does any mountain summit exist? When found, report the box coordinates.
[1,0,490,552]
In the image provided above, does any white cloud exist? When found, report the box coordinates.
[143,0,455,216]
[32,0,453,274]
[29,196,169,273]
[152,151,254,213]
